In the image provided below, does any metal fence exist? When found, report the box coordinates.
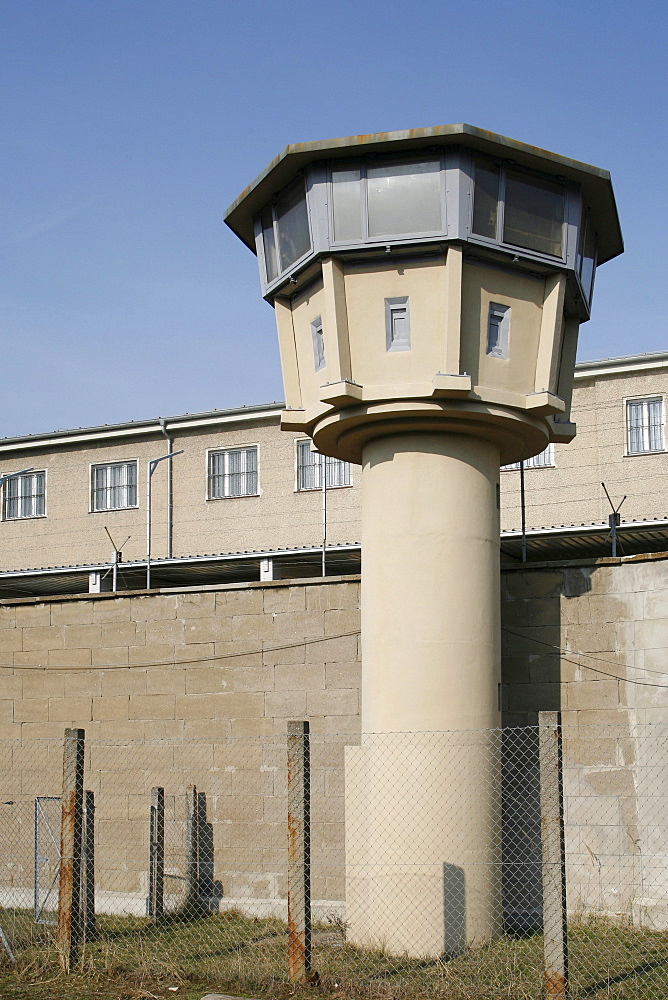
[0,719,667,998]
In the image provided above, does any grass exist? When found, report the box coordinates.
[1,908,667,1000]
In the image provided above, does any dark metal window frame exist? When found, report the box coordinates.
[256,177,314,288]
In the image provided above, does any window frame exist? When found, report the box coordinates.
[295,439,352,492]
[90,460,139,513]
[625,396,665,456]
[256,178,314,287]
[467,155,580,269]
[206,444,260,500]
[328,153,447,250]
[1,469,47,521]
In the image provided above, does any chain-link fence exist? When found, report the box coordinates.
[0,721,667,998]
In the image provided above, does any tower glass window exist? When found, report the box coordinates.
[503,171,564,257]
[3,471,45,519]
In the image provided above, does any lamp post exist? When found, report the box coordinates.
[225,124,622,956]
[146,451,183,589]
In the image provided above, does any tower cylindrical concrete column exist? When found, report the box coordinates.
[345,431,503,956]
[360,431,501,735]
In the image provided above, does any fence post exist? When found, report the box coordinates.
[185,784,199,910]
[57,727,85,971]
[287,720,311,981]
[539,711,569,1000]
[82,790,96,941]
[148,786,165,919]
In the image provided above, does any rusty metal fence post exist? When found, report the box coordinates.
[185,784,199,910]
[82,789,96,941]
[57,727,85,971]
[539,711,569,1000]
[287,720,311,981]
[148,786,165,919]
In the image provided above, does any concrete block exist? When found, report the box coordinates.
[263,586,306,614]
[48,648,92,668]
[92,646,129,667]
[22,625,64,651]
[272,610,324,643]
[325,662,361,689]
[0,675,21,699]
[101,668,148,697]
[15,604,51,627]
[62,624,101,648]
[23,672,64,699]
[230,717,274,737]
[145,667,186,696]
[566,680,619,711]
[177,592,217,617]
[185,665,230,694]
[128,694,175,721]
[145,619,186,645]
[232,614,274,642]
[0,628,23,652]
[306,581,359,611]
[182,718,232,739]
[13,699,46,723]
[92,696,130,722]
[218,588,264,615]
[50,601,94,625]
[48,697,92,723]
[100,621,145,647]
[324,608,359,636]
[19,722,64,739]
[175,641,215,663]
[130,594,177,621]
[634,618,668,651]
[306,633,357,664]
[264,690,307,719]
[274,663,324,691]
[262,640,306,666]
[214,641,263,667]
[92,598,132,622]
[185,617,233,644]
[506,682,561,712]
[307,689,358,717]
[231,665,275,692]
[63,671,101,698]
[565,624,615,654]
[128,645,174,667]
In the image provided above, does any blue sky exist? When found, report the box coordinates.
[1,0,666,437]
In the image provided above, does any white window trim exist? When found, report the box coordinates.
[205,444,261,500]
[624,395,666,456]
[294,439,353,492]
[89,460,139,513]
[1,469,47,520]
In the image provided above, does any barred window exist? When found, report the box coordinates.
[208,447,258,499]
[92,461,137,511]
[627,398,664,454]
[297,440,351,490]
[502,444,554,471]
[3,471,46,519]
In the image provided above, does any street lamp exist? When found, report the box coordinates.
[146,451,183,589]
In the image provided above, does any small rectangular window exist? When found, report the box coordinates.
[311,317,326,371]
[487,302,510,358]
[2,471,46,519]
[385,296,411,352]
[92,461,137,511]
[297,440,351,490]
[208,447,258,498]
[627,398,664,454]
[332,167,363,242]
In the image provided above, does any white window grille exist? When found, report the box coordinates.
[92,462,137,511]
[297,440,351,490]
[502,444,555,471]
[2,471,46,519]
[626,397,664,454]
[208,447,258,498]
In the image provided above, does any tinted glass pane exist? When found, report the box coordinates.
[472,162,499,239]
[276,183,311,272]
[579,215,597,303]
[503,171,564,257]
[332,168,363,241]
[261,209,278,282]
[367,160,441,237]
